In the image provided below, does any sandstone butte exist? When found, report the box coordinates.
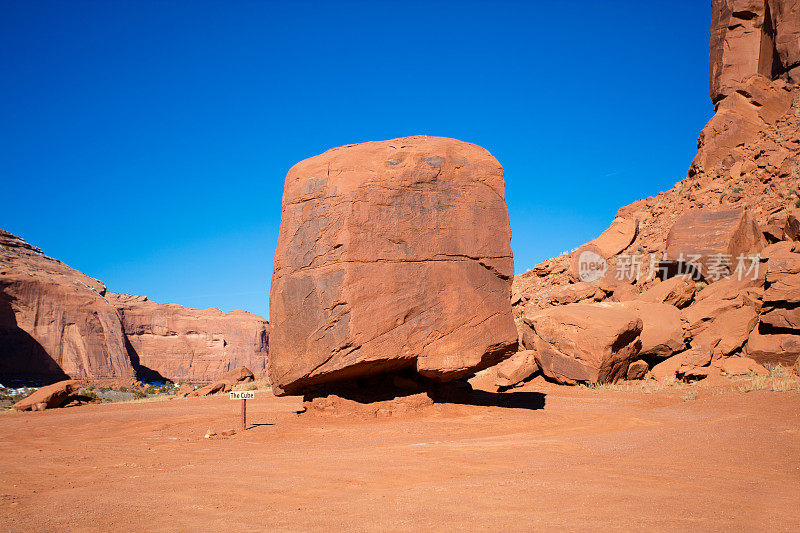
[500,0,800,389]
[268,136,518,395]
[0,229,269,385]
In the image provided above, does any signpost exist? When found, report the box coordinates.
[230,391,255,431]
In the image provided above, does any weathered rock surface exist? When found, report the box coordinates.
[589,217,638,259]
[188,366,255,397]
[106,293,268,384]
[746,330,800,365]
[649,352,693,381]
[639,275,696,308]
[710,0,800,103]
[718,356,769,377]
[619,301,686,359]
[0,230,135,384]
[13,379,80,411]
[522,303,642,385]
[760,244,800,331]
[174,382,195,397]
[683,278,762,359]
[626,360,649,380]
[268,136,518,395]
[495,350,538,388]
[664,209,765,281]
[541,282,600,306]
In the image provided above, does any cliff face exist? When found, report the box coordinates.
[0,229,269,385]
[710,0,800,103]
[107,293,268,384]
[0,230,135,384]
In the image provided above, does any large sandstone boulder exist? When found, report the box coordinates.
[13,379,80,411]
[521,303,643,385]
[268,136,518,395]
[664,209,765,281]
[0,230,135,384]
[542,282,600,306]
[106,293,268,384]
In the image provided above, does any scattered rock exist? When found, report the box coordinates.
[543,282,599,306]
[174,383,196,398]
[746,330,800,366]
[303,391,434,418]
[626,360,649,380]
[495,350,539,388]
[649,352,692,381]
[13,380,80,411]
[717,357,768,377]
[638,275,696,308]
[188,366,255,397]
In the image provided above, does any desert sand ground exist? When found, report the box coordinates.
[1,379,799,532]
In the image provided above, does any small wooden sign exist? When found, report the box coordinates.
[229,391,255,400]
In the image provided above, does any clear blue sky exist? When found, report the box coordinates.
[1,1,713,318]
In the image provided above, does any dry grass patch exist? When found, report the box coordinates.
[736,364,800,393]
[582,377,683,394]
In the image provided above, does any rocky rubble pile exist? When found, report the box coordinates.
[502,0,800,388]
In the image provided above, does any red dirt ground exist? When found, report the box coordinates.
[1,380,799,531]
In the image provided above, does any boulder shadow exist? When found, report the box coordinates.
[301,372,546,411]
[428,382,546,410]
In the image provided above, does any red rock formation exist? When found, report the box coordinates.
[269,136,518,395]
[187,366,255,397]
[521,303,643,385]
[13,379,80,411]
[638,275,696,308]
[0,230,135,384]
[710,0,800,103]
[508,1,800,383]
[618,301,687,359]
[494,350,538,388]
[664,209,765,281]
[106,293,268,384]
